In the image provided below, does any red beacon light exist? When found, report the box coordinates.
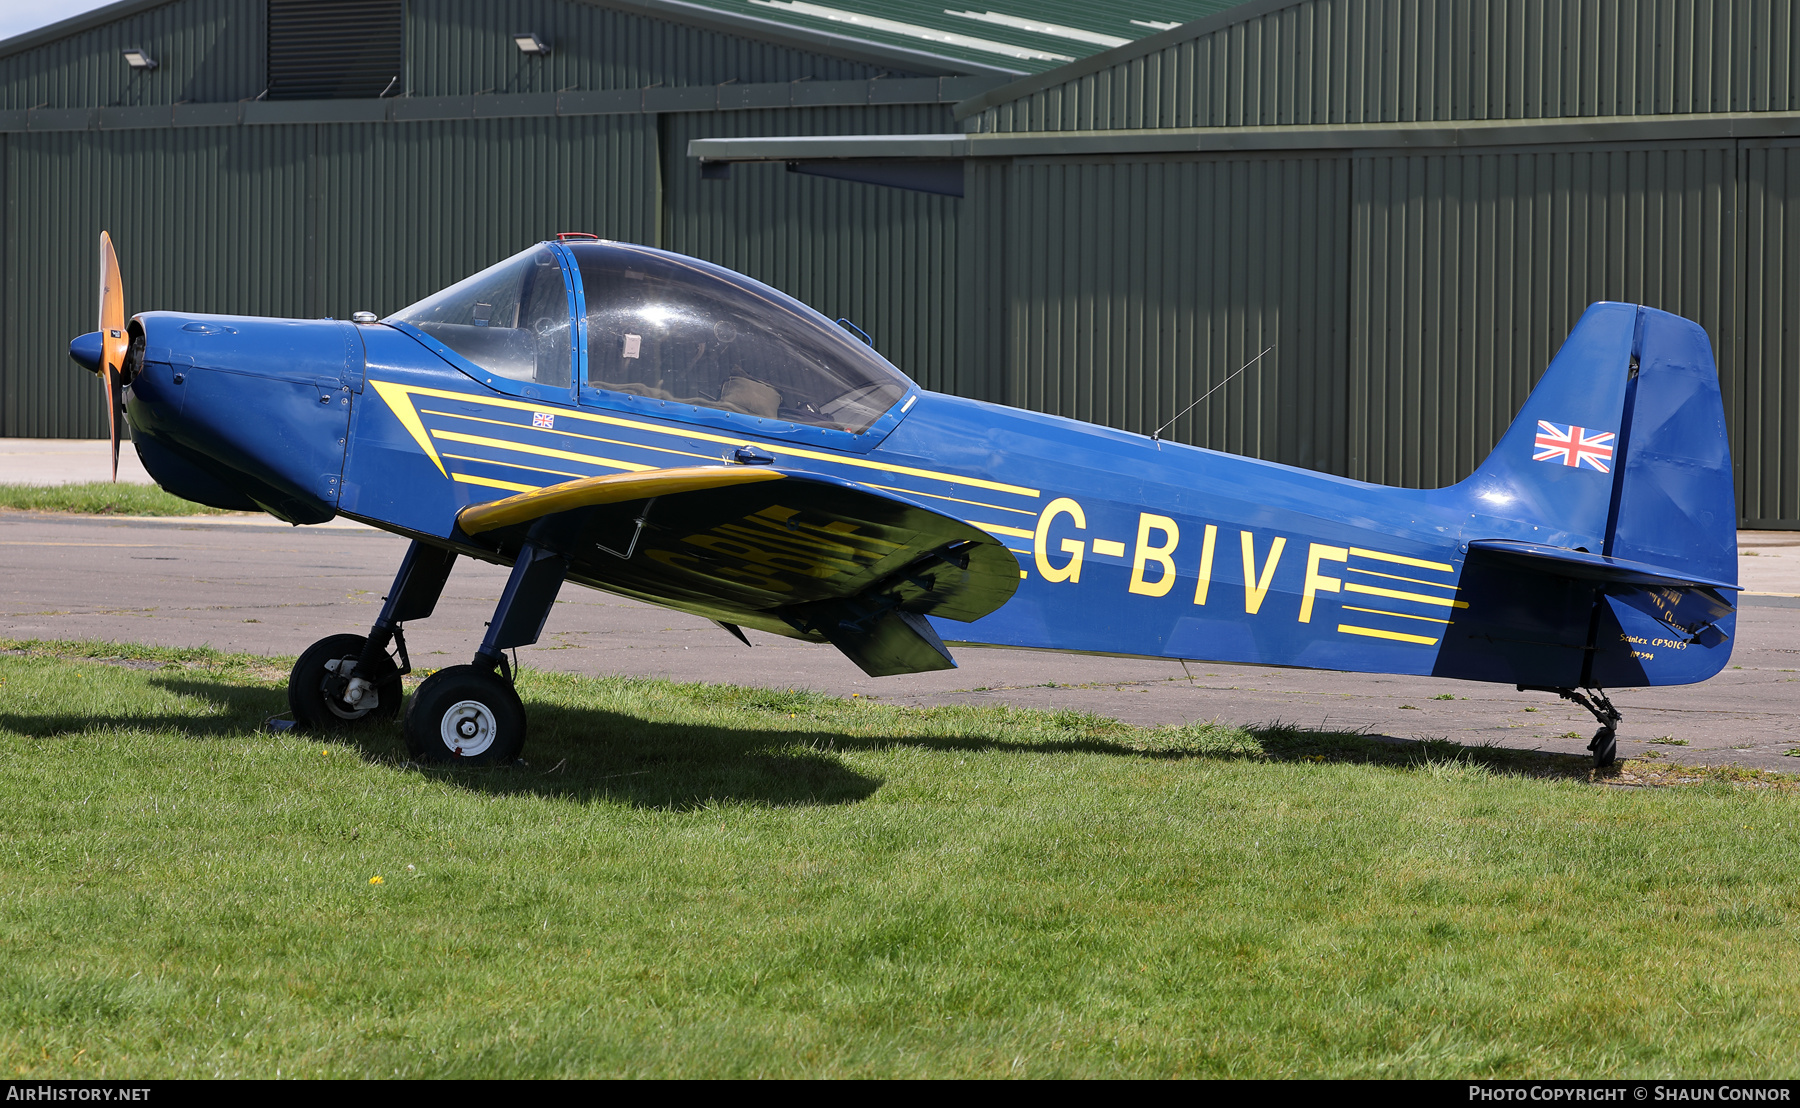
[556,232,602,241]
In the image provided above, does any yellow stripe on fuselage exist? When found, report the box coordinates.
[371,381,1040,498]
[860,481,1037,517]
[440,452,588,482]
[430,428,654,474]
[453,473,536,493]
[971,521,1036,539]
[421,408,720,464]
[1341,605,1452,625]
[1348,547,1454,573]
[1338,624,1440,645]
[1345,566,1460,590]
[1343,583,1470,609]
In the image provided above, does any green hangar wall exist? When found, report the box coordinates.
[0,0,1003,442]
[938,0,1800,527]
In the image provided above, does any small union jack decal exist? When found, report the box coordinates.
[1533,421,1615,472]
[532,411,554,429]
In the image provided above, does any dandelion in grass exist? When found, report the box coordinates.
[369,875,383,885]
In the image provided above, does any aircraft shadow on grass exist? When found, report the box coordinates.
[1,671,1616,810]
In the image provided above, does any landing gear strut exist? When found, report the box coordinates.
[285,537,569,763]
[1519,685,1622,768]
[289,540,453,733]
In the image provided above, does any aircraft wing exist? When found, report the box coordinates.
[453,465,1021,676]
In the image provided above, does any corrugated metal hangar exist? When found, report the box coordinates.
[5,0,1800,528]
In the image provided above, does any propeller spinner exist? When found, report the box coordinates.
[96,232,128,482]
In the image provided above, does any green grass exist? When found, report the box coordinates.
[0,482,236,516]
[2,639,1798,1078]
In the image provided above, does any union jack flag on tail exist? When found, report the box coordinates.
[1533,421,1615,472]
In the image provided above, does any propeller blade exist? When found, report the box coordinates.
[104,363,120,481]
[98,232,127,483]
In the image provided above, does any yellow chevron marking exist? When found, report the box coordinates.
[422,408,719,463]
[1337,624,1440,645]
[1343,583,1471,609]
[369,380,446,477]
[1345,567,1460,590]
[1342,605,1453,625]
[453,473,536,493]
[1346,579,1468,604]
[1348,547,1454,573]
[861,481,1036,516]
[971,521,1036,539]
[430,429,655,473]
[372,381,1039,497]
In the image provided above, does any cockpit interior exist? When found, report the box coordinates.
[391,240,910,434]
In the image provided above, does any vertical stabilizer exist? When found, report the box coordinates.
[1458,302,1637,554]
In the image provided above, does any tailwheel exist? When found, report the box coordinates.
[1589,728,1618,769]
[403,665,526,766]
[289,633,402,730]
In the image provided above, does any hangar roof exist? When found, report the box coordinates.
[0,0,1250,78]
[958,0,1800,132]
[669,0,1248,74]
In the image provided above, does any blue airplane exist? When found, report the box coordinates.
[69,232,1739,768]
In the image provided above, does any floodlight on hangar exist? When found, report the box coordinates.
[513,33,550,56]
[121,48,158,70]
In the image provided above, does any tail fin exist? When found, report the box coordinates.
[1440,303,1737,690]
[1460,302,1735,584]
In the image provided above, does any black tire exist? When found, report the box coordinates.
[403,665,526,766]
[288,633,402,732]
[1590,729,1618,768]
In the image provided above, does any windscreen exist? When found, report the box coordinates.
[568,241,910,432]
[390,245,573,388]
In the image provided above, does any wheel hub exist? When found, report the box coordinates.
[321,657,372,720]
[441,699,499,757]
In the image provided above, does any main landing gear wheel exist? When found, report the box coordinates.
[289,633,402,731]
[403,665,526,766]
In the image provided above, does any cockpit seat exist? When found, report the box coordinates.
[587,374,783,420]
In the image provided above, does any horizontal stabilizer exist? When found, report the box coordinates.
[1464,540,1739,594]
[1465,538,1734,653]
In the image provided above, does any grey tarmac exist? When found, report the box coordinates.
[3,508,1800,772]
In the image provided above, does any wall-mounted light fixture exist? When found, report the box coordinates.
[513,32,550,55]
[121,48,158,70]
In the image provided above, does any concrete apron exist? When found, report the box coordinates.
[1,438,154,485]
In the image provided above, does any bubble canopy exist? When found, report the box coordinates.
[390,241,913,435]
